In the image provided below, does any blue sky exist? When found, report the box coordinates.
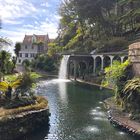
[0,0,61,44]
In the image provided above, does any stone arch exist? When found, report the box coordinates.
[78,61,87,78]
[103,56,111,68]
[69,60,74,76]
[123,56,128,62]
[88,59,94,74]
[95,56,102,73]
[113,55,121,63]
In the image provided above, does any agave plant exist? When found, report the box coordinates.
[0,79,21,99]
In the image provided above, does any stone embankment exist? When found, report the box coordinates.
[104,98,140,135]
[0,97,50,140]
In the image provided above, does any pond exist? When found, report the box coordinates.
[22,79,140,140]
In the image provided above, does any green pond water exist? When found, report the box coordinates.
[22,79,140,140]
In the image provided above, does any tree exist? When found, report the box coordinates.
[13,43,21,71]
[0,79,21,99]
[57,0,140,54]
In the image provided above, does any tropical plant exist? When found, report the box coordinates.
[123,78,140,111]
[102,60,131,104]
[13,43,21,71]
[17,72,36,95]
[31,54,56,72]
[0,79,21,99]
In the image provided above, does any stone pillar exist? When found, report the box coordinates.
[67,60,70,79]
[121,56,125,63]
[74,60,77,81]
[109,56,114,67]
[101,56,104,71]
[92,56,96,74]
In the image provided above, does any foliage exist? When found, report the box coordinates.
[0,50,14,74]
[5,74,18,82]
[103,60,130,88]
[56,0,140,53]
[13,43,21,71]
[17,72,36,93]
[123,78,140,112]
[102,60,131,104]
[22,59,31,71]
[48,42,62,56]
[0,79,21,99]
[32,54,56,72]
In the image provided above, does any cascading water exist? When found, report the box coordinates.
[59,55,70,79]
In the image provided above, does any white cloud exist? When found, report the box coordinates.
[41,2,51,8]
[0,0,37,24]
[1,20,58,43]
[0,0,60,44]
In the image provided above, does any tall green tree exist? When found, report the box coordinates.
[13,43,21,70]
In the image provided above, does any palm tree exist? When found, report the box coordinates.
[0,50,7,73]
[0,79,21,99]
[13,43,21,71]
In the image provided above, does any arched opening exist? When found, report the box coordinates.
[113,55,121,63]
[78,61,87,79]
[104,56,111,68]
[69,61,74,77]
[88,60,93,74]
[95,56,102,73]
[123,56,128,62]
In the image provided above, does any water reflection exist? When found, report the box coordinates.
[85,126,100,133]
[21,80,140,140]
[58,79,70,104]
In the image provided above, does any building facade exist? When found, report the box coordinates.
[17,34,50,64]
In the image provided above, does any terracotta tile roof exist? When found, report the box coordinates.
[23,34,49,44]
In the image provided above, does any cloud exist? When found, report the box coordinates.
[0,0,37,23]
[41,2,51,8]
[0,0,60,44]
[1,20,58,43]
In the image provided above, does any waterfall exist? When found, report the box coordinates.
[59,55,70,79]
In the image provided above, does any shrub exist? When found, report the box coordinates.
[102,60,132,105]
[123,78,140,112]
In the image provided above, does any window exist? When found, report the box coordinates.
[32,45,34,49]
[19,59,21,63]
[30,53,35,57]
[30,53,33,57]
[19,53,22,57]
[25,45,27,49]
[25,53,28,57]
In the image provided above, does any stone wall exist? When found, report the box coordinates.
[0,108,50,140]
[129,42,140,76]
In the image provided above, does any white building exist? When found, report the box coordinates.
[17,34,50,64]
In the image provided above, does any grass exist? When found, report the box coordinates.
[0,96,48,118]
[5,72,42,82]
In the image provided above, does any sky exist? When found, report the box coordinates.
[0,0,61,45]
